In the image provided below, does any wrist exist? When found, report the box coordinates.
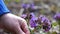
[0,13,11,19]
[0,12,10,17]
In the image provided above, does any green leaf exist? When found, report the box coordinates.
[52,32,57,34]
[36,25,42,30]
[57,21,60,25]
[52,22,58,27]
[15,0,20,3]
[46,31,50,34]
[29,28,34,34]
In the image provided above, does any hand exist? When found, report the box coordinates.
[0,13,30,34]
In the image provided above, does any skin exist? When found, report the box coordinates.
[0,13,30,34]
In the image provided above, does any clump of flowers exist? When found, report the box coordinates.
[38,15,51,32]
[21,12,52,32]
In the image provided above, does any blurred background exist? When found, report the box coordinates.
[4,0,60,15]
[0,0,60,34]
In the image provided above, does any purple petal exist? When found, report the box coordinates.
[54,13,60,20]
[29,17,38,28]
[21,14,27,18]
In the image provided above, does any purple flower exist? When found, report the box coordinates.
[38,15,47,23]
[43,25,51,32]
[37,15,44,24]
[38,15,51,32]
[29,18,38,28]
[29,13,38,28]
[29,12,36,19]
[22,4,26,8]
[30,3,35,9]
[39,15,51,24]
[22,4,30,8]
[54,13,60,20]
[21,14,27,19]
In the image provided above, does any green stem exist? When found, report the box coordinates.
[58,21,60,34]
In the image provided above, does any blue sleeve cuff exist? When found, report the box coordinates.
[0,0,10,16]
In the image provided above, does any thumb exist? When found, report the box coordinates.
[18,18,30,34]
[21,20,30,34]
